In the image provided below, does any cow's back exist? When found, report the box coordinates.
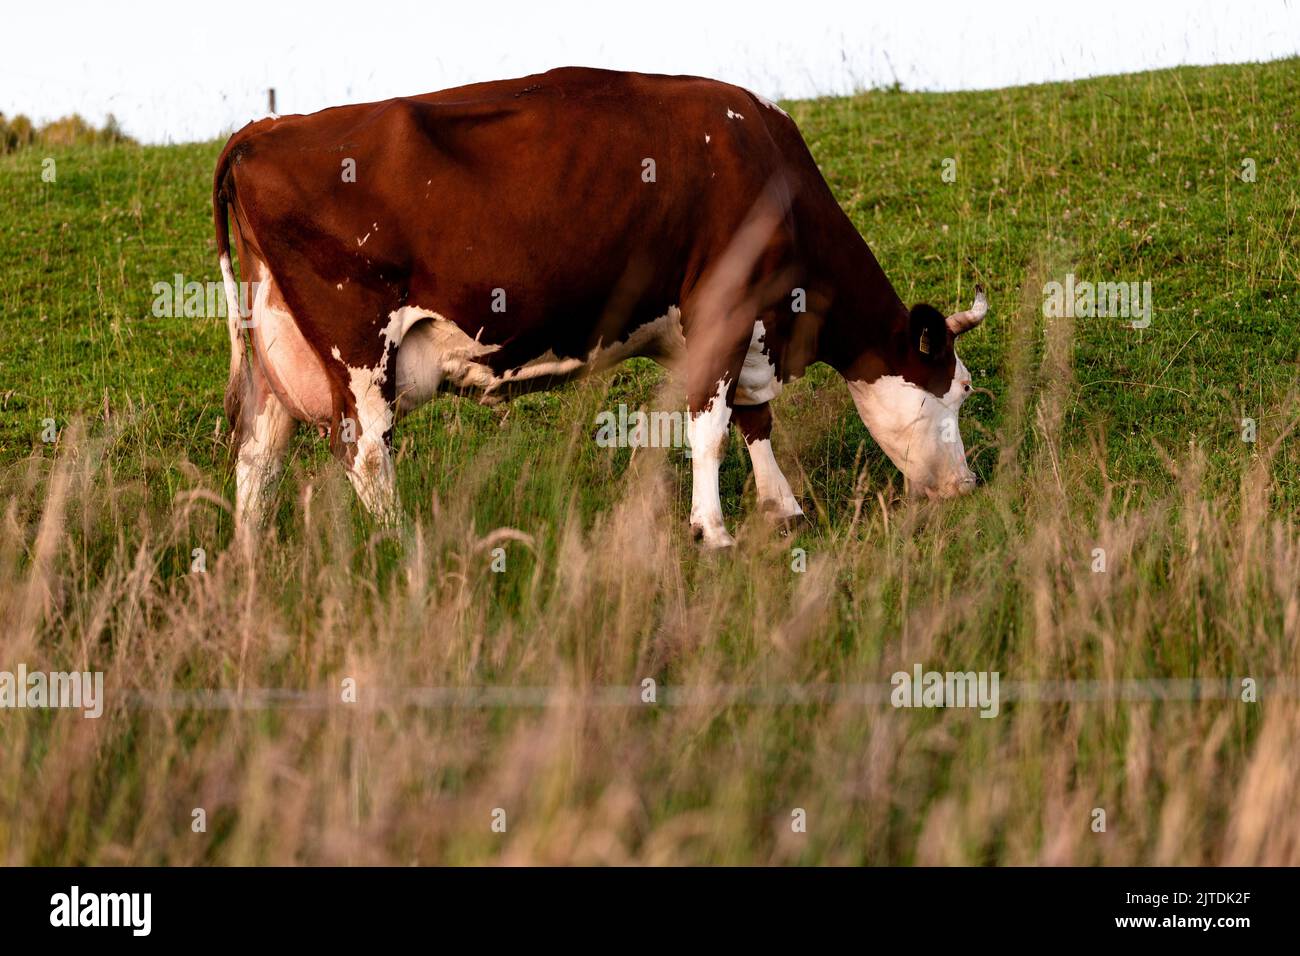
[221,68,813,368]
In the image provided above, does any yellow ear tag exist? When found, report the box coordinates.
[918,329,931,355]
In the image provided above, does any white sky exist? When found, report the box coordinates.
[3,0,1297,144]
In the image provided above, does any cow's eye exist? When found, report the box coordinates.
[963,383,972,393]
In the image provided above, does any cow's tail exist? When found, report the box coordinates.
[213,138,248,448]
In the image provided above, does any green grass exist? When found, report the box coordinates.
[3,63,1297,506]
[1,59,1298,865]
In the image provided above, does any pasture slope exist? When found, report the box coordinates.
[0,60,1298,865]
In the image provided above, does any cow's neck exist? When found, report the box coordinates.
[812,210,910,381]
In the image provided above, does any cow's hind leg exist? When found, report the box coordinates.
[248,253,404,527]
[233,361,297,532]
[337,361,400,525]
[732,402,803,522]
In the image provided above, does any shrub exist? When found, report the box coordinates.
[0,111,133,153]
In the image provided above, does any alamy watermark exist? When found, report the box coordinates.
[595,403,693,457]
[0,664,104,718]
[151,274,260,326]
[891,664,1000,718]
[50,886,151,936]
[1042,273,1152,328]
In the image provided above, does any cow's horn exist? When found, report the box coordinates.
[946,285,987,335]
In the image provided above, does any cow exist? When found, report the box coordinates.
[213,66,987,549]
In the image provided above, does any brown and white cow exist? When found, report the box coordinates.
[214,67,986,548]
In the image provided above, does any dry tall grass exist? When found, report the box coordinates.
[2,299,1298,866]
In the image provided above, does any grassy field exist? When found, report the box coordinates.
[1,59,1298,865]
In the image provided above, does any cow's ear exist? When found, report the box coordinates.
[909,304,950,361]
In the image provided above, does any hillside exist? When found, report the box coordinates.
[0,60,1298,865]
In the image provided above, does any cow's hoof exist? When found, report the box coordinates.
[771,511,810,537]
[691,522,737,550]
[759,501,809,537]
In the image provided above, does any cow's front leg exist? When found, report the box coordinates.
[681,304,761,549]
[687,374,737,549]
[732,402,803,521]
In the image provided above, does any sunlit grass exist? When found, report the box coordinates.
[0,59,1298,864]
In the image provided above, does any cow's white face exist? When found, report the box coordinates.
[845,289,987,499]
[847,356,977,499]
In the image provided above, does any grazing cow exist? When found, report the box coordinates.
[214,66,986,548]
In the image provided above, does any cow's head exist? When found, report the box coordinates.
[846,288,987,499]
